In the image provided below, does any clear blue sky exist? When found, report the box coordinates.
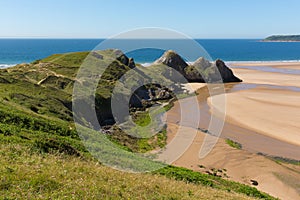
[1,0,300,38]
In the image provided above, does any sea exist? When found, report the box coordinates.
[1,39,300,68]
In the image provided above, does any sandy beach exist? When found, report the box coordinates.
[230,61,300,70]
[230,68,300,88]
[165,62,300,199]
[209,88,300,146]
[221,63,300,146]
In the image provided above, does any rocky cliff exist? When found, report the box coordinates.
[155,50,242,83]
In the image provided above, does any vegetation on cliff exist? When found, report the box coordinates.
[263,35,300,41]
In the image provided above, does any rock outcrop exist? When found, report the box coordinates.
[154,50,242,83]
[154,50,188,74]
[215,59,242,82]
[128,58,136,69]
[115,49,136,69]
[193,57,211,70]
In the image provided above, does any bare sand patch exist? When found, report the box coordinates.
[208,88,300,146]
[172,133,300,200]
[182,82,206,94]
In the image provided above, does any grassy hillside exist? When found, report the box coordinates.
[1,144,260,200]
[0,50,276,199]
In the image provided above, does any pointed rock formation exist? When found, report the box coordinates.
[193,57,212,70]
[215,59,242,82]
[154,50,188,74]
[114,50,136,69]
[154,50,242,83]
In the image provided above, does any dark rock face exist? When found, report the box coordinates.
[129,85,172,109]
[148,87,171,101]
[215,59,242,82]
[128,58,136,69]
[155,50,188,74]
[117,54,130,66]
[116,54,136,69]
[155,50,242,83]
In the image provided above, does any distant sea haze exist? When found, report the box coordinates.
[1,39,300,68]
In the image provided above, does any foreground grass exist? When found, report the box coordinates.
[155,166,276,200]
[0,144,257,200]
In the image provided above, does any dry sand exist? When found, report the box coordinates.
[182,82,206,94]
[218,63,300,146]
[208,88,300,146]
[165,62,300,199]
[172,131,300,200]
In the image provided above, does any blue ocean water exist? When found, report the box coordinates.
[1,39,300,68]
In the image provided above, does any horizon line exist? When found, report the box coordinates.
[0,37,263,40]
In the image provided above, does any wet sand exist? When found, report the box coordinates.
[165,62,300,199]
[230,61,300,70]
[230,68,300,87]
[168,84,300,160]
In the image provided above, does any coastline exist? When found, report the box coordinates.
[0,64,17,69]
[260,40,300,42]
[165,61,300,199]
[229,61,300,66]
[228,60,300,64]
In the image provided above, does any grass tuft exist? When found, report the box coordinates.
[226,139,242,149]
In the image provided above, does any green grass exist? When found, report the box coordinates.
[155,166,277,199]
[226,139,242,149]
[41,51,90,68]
[0,144,258,200]
[163,100,175,111]
[132,111,151,127]
[107,126,167,153]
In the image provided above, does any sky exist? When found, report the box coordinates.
[1,0,300,39]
